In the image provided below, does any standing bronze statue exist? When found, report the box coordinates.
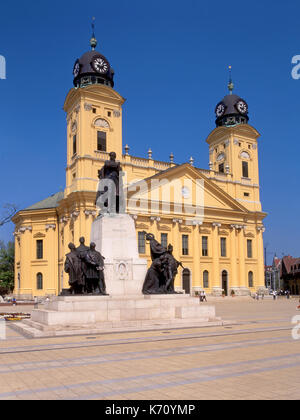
[96,151,125,214]
[63,238,108,296]
[64,243,85,294]
[142,233,184,295]
[76,237,89,289]
[84,243,108,295]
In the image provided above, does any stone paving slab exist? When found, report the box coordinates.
[0,299,300,400]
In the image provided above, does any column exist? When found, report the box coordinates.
[230,226,238,288]
[193,224,201,291]
[256,227,265,289]
[211,223,221,295]
[238,227,246,289]
[172,219,181,290]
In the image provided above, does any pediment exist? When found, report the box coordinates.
[157,224,171,232]
[126,163,249,217]
[135,223,149,230]
[218,230,229,236]
[33,232,46,238]
[199,228,211,234]
[179,226,192,233]
[244,232,255,238]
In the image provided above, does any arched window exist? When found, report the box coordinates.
[37,273,43,290]
[182,268,191,295]
[203,271,209,288]
[248,271,254,288]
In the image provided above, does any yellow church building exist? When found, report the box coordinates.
[12,33,267,298]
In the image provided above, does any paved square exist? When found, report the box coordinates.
[0,297,299,400]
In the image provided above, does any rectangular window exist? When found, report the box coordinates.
[97,131,107,151]
[36,240,43,260]
[161,233,168,249]
[242,161,249,178]
[202,236,208,257]
[219,163,224,173]
[138,232,146,254]
[73,135,77,155]
[221,238,227,257]
[182,235,189,255]
[247,239,253,258]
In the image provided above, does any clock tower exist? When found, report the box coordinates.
[206,74,262,213]
[63,31,125,198]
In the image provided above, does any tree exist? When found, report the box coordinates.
[0,241,15,295]
[0,204,18,227]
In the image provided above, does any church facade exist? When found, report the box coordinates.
[12,34,267,298]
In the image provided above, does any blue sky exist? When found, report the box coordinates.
[0,0,299,264]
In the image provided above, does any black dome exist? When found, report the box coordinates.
[215,93,249,127]
[73,49,115,88]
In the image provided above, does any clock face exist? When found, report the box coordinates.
[92,57,109,74]
[236,100,248,115]
[73,61,80,78]
[215,103,225,117]
[181,187,190,199]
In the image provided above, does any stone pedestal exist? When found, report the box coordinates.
[13,294,223,338]
[90,213,148,296]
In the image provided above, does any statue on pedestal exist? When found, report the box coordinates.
[164,244,183,293]
[76,237,89,288]
[142,233,184,295]
[96,151,125,214]
[84,243,108,295]
[64,243,85,294]
[63,238,108,296]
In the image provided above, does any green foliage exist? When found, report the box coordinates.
[0,241,14,295]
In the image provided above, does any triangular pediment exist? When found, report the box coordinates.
[126,163,249,217]
[33,232,46,238]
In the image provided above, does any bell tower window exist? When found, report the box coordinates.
[73,135,77,155]
[219,163,225,173]
[97,131,107,151]
[242,161,249,178]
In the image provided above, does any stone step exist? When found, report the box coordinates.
[11,317,228,339]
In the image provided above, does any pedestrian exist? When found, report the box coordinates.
[199,291,203,303]
[273,291,277,301]
[203,290,207,302]
[286,290,290,300]
[34,296,38,309]
[12,298,17,306]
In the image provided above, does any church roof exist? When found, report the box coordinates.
[24,191,64,211]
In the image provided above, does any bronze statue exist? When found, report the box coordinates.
[76,237,89,289]
[84,243,108,295]
[96,151,124,214]
[63,239,107,296]
[64,243,85,294]
[142,233,184,295]
[164,244,183,293]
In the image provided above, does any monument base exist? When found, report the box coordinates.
[90,213,148,296]
[12,294,226,338]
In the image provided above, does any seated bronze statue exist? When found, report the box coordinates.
[142,233,183,295]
